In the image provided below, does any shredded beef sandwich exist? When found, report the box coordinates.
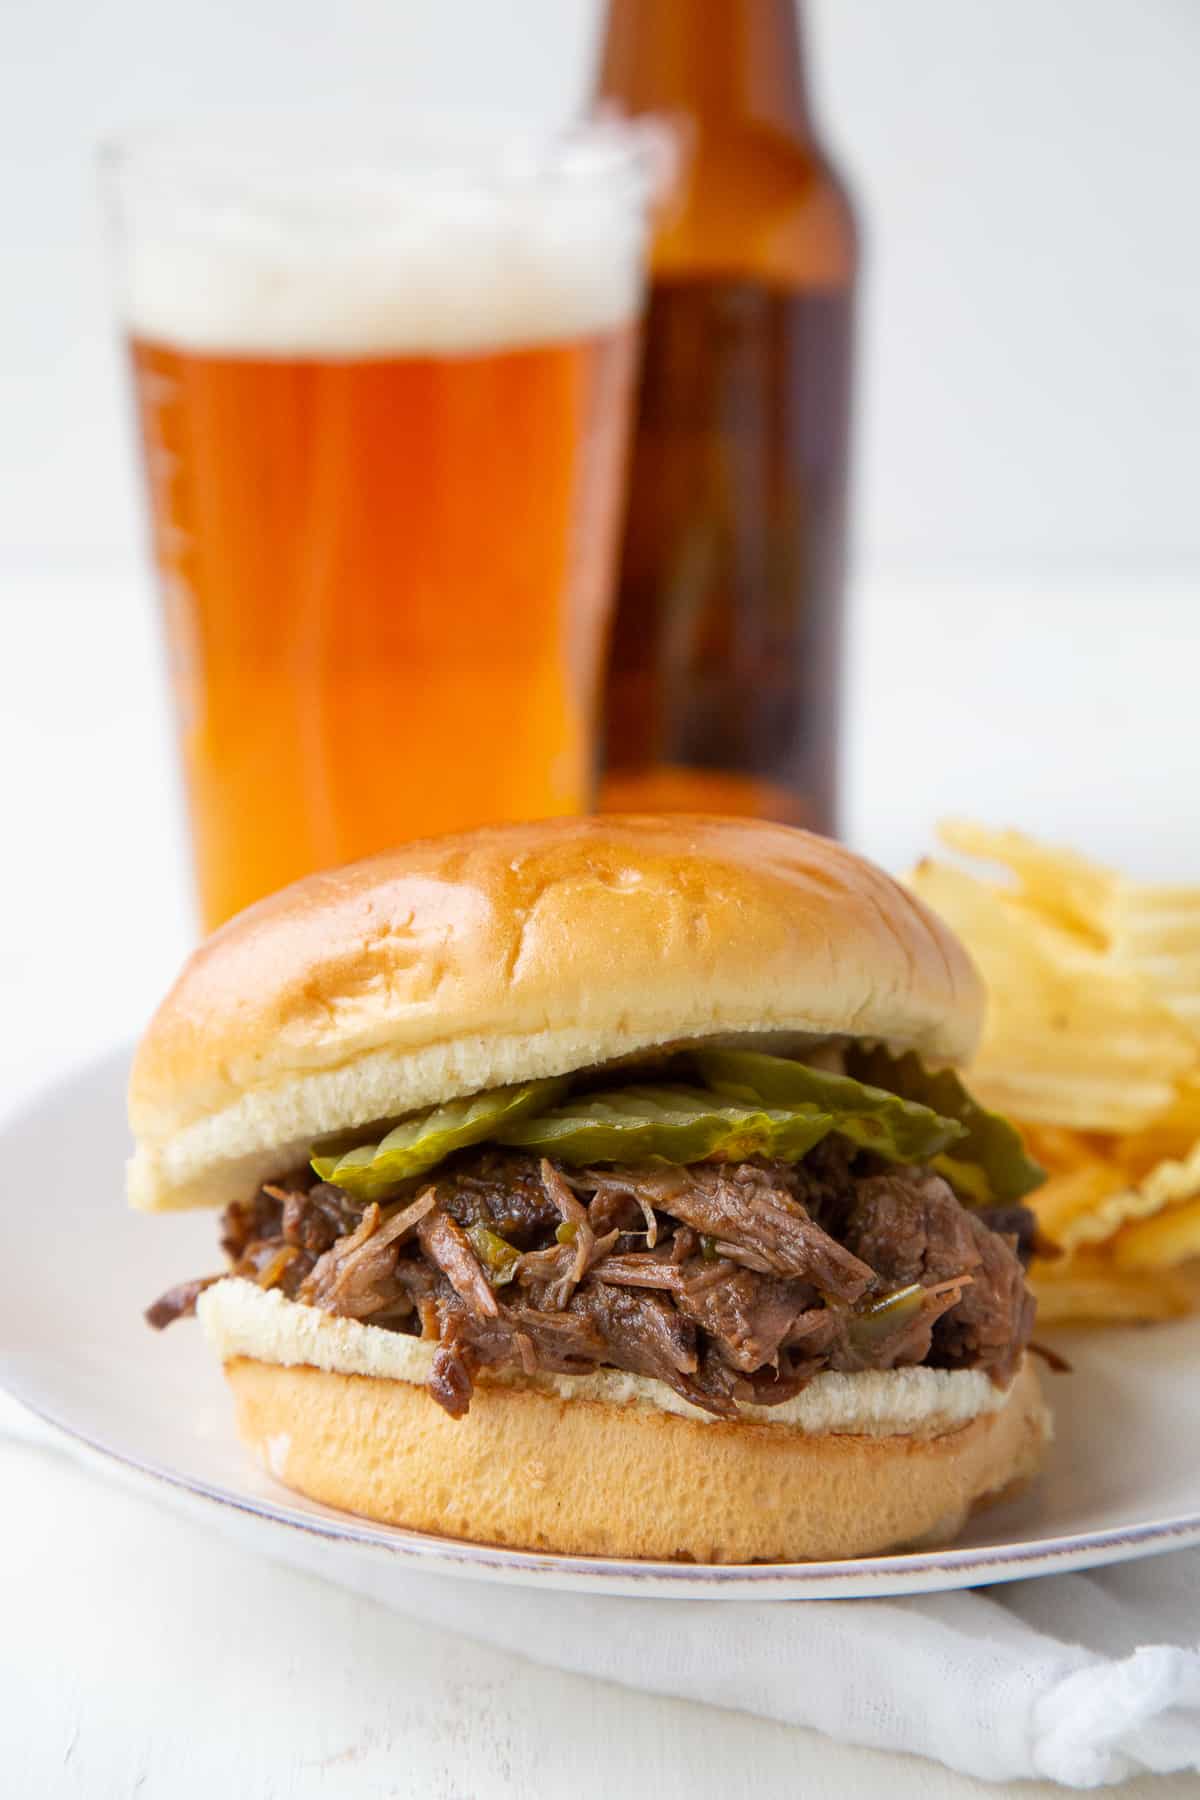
[130,816,1053,1562]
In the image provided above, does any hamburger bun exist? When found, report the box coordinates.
[129,815,983,1211]
[201,1279,1048,1562]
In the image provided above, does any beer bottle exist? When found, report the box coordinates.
[596,0,857,831]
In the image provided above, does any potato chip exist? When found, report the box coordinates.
[1110,1142,1200,1268]
[1113,1199,1200,1272]
[937,819,1116,946]
[1109,1074,1200,1180]
[1019,1115,1200,1256]
[1029,1152,1165,1252]
[1110,885,1200,1043]
[1030,1255,1195,1325]
[1019,1123,1110,1174]
[1059,1178,1185,1252]
[1021,1159,1115,1245]
[908,857,1194,1131]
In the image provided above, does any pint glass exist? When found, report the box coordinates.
[105,118,655,930]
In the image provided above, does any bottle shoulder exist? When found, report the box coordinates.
[654,122,856,287]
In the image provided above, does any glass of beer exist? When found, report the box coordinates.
[104,115,657,930]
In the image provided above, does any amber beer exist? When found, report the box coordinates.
[112,125,649,930]
[597,0,857,831]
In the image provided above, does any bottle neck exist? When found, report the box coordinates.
[598,0,812,143]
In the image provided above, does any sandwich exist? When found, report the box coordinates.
[133,815,1051,1562]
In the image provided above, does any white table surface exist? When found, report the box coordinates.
[3,558,1198,1796]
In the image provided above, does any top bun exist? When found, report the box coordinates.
[128,816,983,1212]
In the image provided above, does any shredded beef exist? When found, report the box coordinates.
[572,1279,697,1375]
[429,1320,475,1420]
[220,1188,284,1261]
[513,1226,618,1310]
[281,1182,362,1253]
[218,1177,360,1284]
[937,1230,1035,1385]
[300,1190,436,1321]
[778,1137,861,1234]
[585,1162,875,1300]
[145,1274,220,1330]
[590,1250,686,1292]
[674,1262,812,1373]
[418,1210,498,1319]
[436,1150,562,1243]
[149,1141,1040,1418]
[843,1169,1034,1384]
[425,1287,613,1417]
[977,1203,1041,1265]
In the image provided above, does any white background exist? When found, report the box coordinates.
[5,0,1199,570]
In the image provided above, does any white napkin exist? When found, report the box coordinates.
[4,1398,1198,1789]
[314,1547,1200,1789]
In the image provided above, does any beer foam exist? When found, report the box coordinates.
[115,126,653,357]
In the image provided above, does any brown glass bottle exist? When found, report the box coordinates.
[596,0,856,831]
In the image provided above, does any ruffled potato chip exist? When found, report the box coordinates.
[1021,1124,1200,1253]
[1030,1254,1196,1325]
[937,819,1116,946]
[1113,1199,1200,1271]
[1110,1074,1200,1179]
[1024,1162,1130,1252]
[1111,1146,1200,1268]
[908,857,1194,1132]
[1110,885,1200,1044]
[1020,1123,1111,1173]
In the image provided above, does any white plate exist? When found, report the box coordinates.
[3,1051,1200,1601]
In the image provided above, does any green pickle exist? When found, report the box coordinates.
[467,1225,521,1286]
[845,1282,926,1351]
[310,1078,568,1201]
[846,1048,1045,1205]
[306,1045,1045,1202]
[497,1085,834,1167]
[696,1048,965,1165]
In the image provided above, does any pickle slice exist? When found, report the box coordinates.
[467,1225,521,1286]
[846,1047,1045,1205]
[311,1078,568,1201]
[496,1084,833,1167]
[695,1048,965,1165]
[845,1282,926,1352]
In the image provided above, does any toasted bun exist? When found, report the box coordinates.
[221,1355,1047,1564]
[202,1280,1048,1561]
[129,816,983,1211]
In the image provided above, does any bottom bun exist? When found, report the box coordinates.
[224,1353,1049,1563]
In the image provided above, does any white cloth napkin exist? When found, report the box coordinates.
[312,1546,1200,1789]
[4,1398,1198,1790]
